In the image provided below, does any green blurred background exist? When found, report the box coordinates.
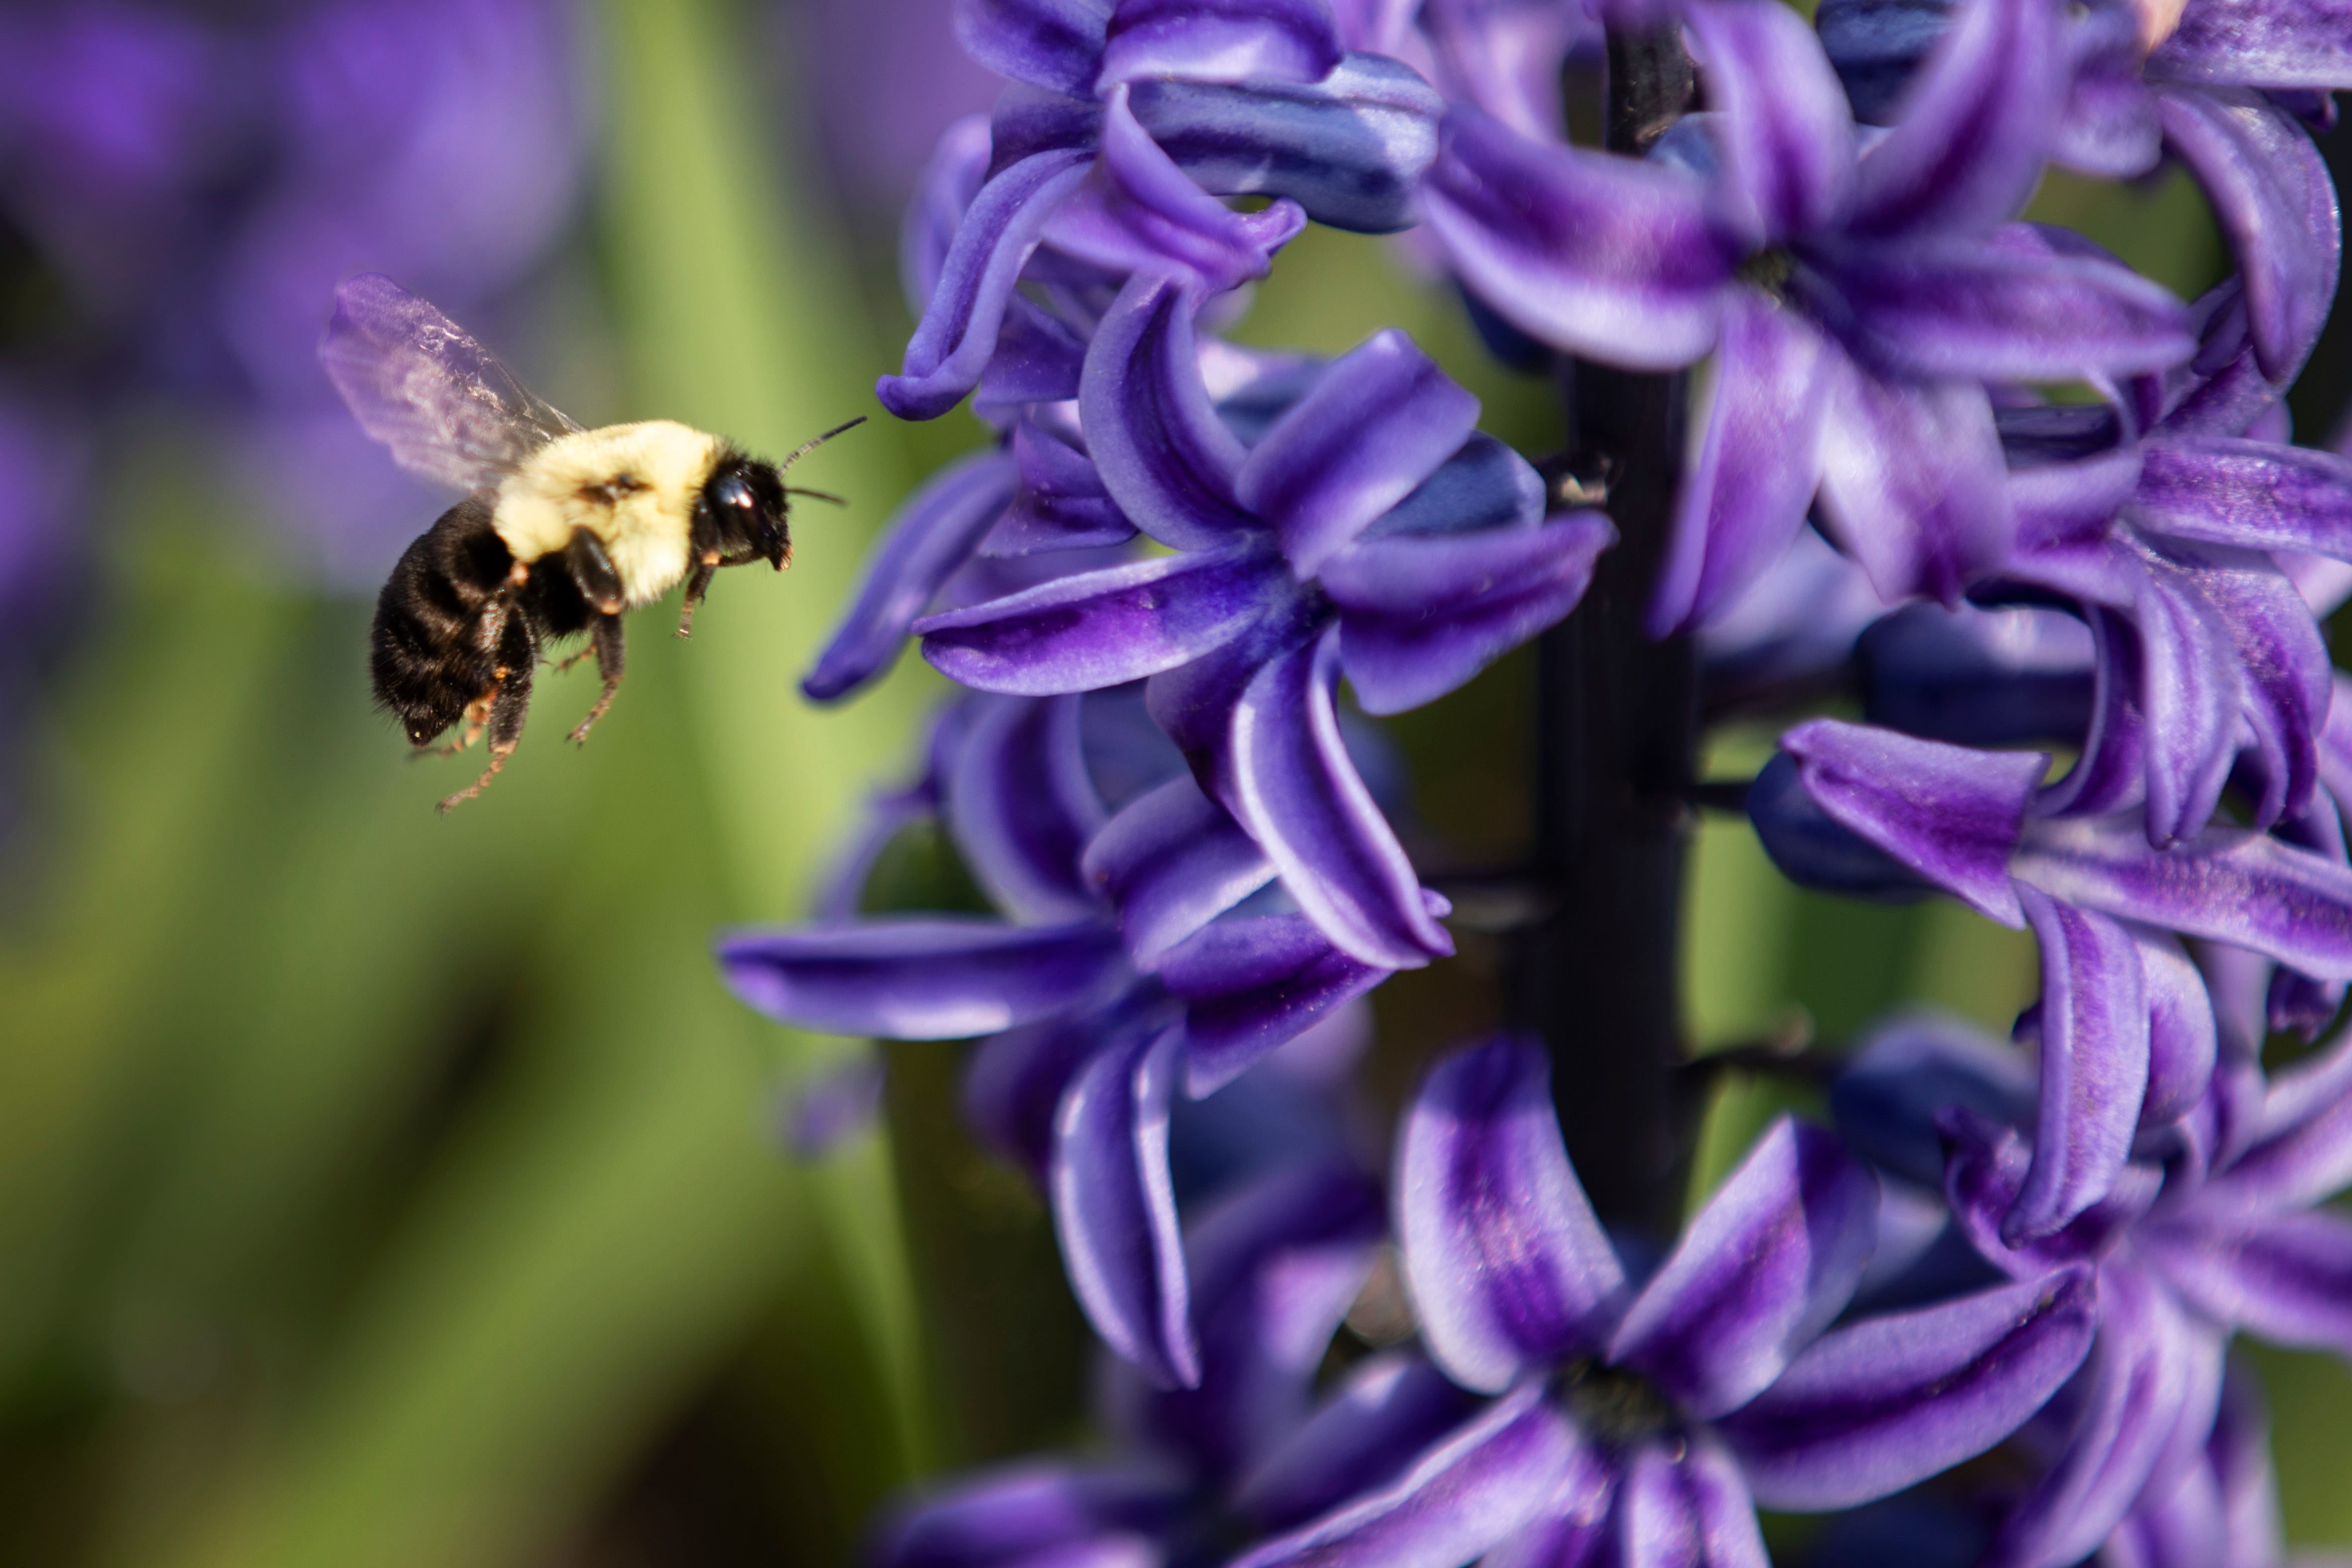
[2,0,2349,1563]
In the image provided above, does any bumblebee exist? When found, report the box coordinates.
[321,274,860,810]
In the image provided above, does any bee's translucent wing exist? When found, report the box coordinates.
[319,273,583,495]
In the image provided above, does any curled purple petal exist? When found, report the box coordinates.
[1053,1026,1197,1387]
[1823,238,2194,382]
[1984,1265,2224,1568]
[996,416,1139,554]
[1814,361,2013,605]
[1609,1118,1879,1421]
[1097,0,1340,91]
[1046,87,1307,293]
[1424,106,1738,371]
[2008,886,2151,1241]
[917,549,1294,695]
[1146,590,1327,763]
[1940,1107,2161,1279]
[1081,271,1258,550]
[2146,1211,2352,1358]
[1161,914,1388,1097]
[1686,0,1857,245]
[1131,53,1445,235]
[1329,513,1612,715]
[1224,627,1454,967]
[2195,1035,2352,1215]
[2012,816,2352,982]
[1228,1384,1592,1568]
[2153,86,2341,385]
[1084,773,1276,965]
[2149,0,2352,90]
[965,993,1166,1178]
[1652,294,1831,636]
[1397,1038,1627,1392]
[1844,0,2061,241]
[1613,1438,1769,1568]
[1718,1268,2099,1511]
[1237,330,1480,578]
[882,147,1098,421]
[977,297,1097,414]
[2132,436,2352,559]
[1781,719,2044,925]
[718,918,1127,1040]
[957,0,1113,97]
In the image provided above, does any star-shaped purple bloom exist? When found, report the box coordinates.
[1982,395,2352,849]
[866,1158,1484,1568]
[1835,999,2352,1568]
[906,275,1612,970]
[1421,0,2194,634]
[1755,717,2352,1240]
[1820,0,2345,410]
[876,0,1446,421]
[1224,1037,2097,1568]
[721,689,1408,1386]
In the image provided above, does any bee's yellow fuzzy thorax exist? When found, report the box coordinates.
[493,420,723,606]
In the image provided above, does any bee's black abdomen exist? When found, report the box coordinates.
[370,494,517,745]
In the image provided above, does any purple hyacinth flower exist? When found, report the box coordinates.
[1979,400,2352,848]
[867,1158,1471,1568]
[1838,1003,2352,1568]
[1819,0,2345,405]
[1756,717,2352,1233]
[1422,0,2194,634]
[875,0,1445,420]
[1227,1038,2097,1568]
[913,274,1610,969]
[720,689,1403,1386]
[806,210,1326,703]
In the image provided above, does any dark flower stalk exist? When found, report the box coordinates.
[1513,28,1699,1230]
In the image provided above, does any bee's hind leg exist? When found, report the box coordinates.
[567,612,626,746]
[439,628,536,813]
[413,694,492,759]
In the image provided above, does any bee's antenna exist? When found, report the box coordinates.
[784,487,846,506]
[780,416,867,470]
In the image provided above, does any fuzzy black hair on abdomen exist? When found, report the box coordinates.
[370,494,518,745]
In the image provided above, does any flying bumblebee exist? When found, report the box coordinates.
[320,273,861,811]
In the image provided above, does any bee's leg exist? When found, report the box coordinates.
[550,640,598,674]
[675,560,717,638]
[413,694,492,759]
[678,491,726,639]
[440,620,536,813]
[567,612,626,745]
[562,528,626,616]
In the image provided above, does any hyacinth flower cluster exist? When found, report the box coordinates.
[724,0,2352,1561]
[721,686,1418,1384]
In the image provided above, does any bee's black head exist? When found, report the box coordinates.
[697,453,791,571]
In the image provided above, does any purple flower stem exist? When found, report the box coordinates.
[1509,29,1704,1229]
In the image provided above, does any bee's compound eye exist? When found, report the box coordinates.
[714,474,757,514]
